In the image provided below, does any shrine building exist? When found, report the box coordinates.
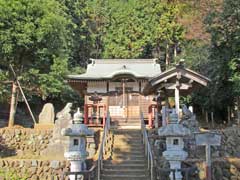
[67,59,160,127]
[67,59,210,128]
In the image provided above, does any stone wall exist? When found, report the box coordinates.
[0,128,53,158]
[154,158,240,180]
[0,159,70,180]
[221,126,240,157]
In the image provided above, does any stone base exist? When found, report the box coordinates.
[34,124,54,129]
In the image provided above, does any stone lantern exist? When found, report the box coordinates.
[61,108,94,180]
[158,110,191,180]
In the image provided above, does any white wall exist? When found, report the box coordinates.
[109,82,139,92]
[87,81,107,93]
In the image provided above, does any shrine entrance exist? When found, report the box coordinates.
[109,92,140,120]
[108,77,140,125]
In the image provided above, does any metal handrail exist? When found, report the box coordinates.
[140,111,154,180]
[97,111,111,180]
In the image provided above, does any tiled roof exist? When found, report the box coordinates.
[68,59,161,80]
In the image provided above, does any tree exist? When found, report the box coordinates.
[95,0,150,58]
[146,1,185,67]
[0,0,71,100]
[59,0,93,67]
[86,0,185,62]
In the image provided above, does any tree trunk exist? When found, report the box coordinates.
[211,112,214,128]
[8,82,17,127]
[174,43,177,57]
[237,96,240,125]
[205,111,209,124]
[165,43,170,67]
[227,106,231,124]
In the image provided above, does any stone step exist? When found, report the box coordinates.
[112,142,143,146]
[113,119,140,122]
[104,159,146,164]
[112,149,144,155]
[101,129,150,180]
[115,122,140,125]
[113,136,142,140]
[112,143,144,149]
[111,155,145,161]
[101,174,149,180]
[114,137,142,141]
[103,163,146,170]
[113,129,141,133]
[112,147,145,153]
[115,125,141,129]
[102,169,147,176]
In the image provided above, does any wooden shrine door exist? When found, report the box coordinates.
[109,92,140,121]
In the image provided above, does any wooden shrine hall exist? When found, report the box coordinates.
[67,59,210,128]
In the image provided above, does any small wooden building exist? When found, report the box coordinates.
[67,59,161,127]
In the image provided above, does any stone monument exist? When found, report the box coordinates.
[62,108,94,180]
[158,110,191,180]
[38,103,55,124]
[180,104,199,133]
[41,103,73,156]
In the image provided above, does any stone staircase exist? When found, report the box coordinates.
[101,129,150,180]
[111,118,141,128]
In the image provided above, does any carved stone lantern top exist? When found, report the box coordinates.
[73,108,83,124]
[61,108,93,137]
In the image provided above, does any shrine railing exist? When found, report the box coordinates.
[141,111,154,180]
[97,111,111,180]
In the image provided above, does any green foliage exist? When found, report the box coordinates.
[203,0,240,110]
[229,58,240,95]
[87,0,185,59]
[0,168,28,180]
[0,0,75,102]
[179,0,240,112]
[0,70,10,102]
[59,0,92,66]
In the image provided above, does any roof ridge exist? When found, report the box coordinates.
[90,58,157,64]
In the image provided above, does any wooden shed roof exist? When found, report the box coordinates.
[143,64,210,96]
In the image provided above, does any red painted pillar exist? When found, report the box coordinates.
[84,104,88,124]
[148,105,153,128]
[103,105,106,127]
[90,105,93,124]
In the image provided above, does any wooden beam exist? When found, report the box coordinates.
[151,72,177,86]
[157,83,192,90]
[184,71,208,86]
